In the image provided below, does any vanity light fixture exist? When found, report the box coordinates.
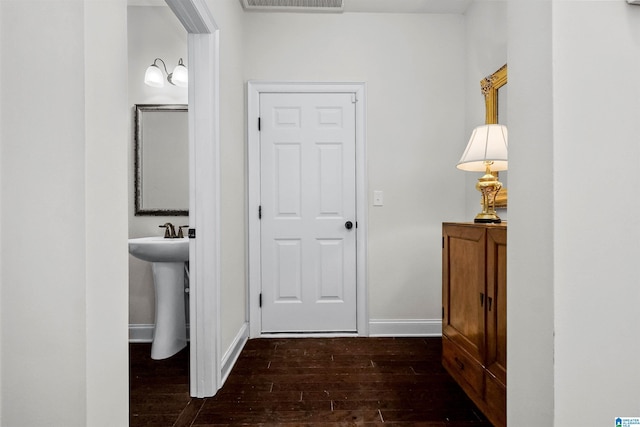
[457,124,508,223]
[144,58,188,88]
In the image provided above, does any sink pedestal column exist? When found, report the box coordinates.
[151,262,187,360]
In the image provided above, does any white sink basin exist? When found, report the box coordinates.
[128,236,189,263]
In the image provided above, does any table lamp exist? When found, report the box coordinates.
[457,124,508,223]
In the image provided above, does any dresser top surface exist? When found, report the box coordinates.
[443,221,507,229]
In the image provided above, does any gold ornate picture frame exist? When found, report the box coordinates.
[481,64,508,207]
[481,64,507,124]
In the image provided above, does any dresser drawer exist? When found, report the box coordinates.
[442,336,484,398]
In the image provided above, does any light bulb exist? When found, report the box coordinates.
[171,60,188,88]
[144,64,164,87]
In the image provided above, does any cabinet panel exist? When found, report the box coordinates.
[486,227,507,386]
[442,225,485,362]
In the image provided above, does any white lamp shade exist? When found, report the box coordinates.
[457,124,508,172]
[171,64,188,87]
[144,64,165,88]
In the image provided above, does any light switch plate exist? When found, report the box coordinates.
[373,190,384,206]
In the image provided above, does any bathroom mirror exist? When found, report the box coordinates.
[134,104,188,216]
[481,64,508,207]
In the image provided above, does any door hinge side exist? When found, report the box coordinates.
[259,293,262,308]
[442,306,445,319]
[259,205,262,219]
[258,117,261,131]
[351,94,357,103]
[442,236,445,249]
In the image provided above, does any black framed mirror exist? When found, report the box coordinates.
[134,104,188,216]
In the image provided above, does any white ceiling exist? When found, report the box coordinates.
[128,0,472,14]
[344,0,472,14]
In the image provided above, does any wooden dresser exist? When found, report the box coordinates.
[442,222,507,427]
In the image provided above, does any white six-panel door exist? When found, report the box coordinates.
[260,92,357,332]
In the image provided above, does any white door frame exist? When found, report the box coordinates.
[247,81,368,338]
[165,0,220,397]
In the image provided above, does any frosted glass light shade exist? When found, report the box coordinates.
[171,61,188,88]
[144,64,165,88]
[457,124,508,172]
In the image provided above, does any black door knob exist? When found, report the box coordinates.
[345,221,353,230]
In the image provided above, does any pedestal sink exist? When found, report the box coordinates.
[129,236,189,360]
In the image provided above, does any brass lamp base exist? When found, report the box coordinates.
[474,167,503,224]
[474,214,502,224]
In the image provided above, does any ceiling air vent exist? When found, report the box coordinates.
[241,0,344,13]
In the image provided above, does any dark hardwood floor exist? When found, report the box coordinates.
[130,337,494,426]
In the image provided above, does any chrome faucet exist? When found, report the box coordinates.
[159,222,177,239]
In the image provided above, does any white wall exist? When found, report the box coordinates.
[509,0,640,425]
[85,1,130,424]
[552,1,640,424]
[507,0,555,424]
[1,2,86,424]
[128,6,188,327]
[0,2,3,422]
[243,11,467,328]
[207,0,248,353]
[0,0,129,425]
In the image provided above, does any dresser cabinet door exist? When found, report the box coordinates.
[485,227,507,385]
[484,227,507,426]
[442,224,486,363]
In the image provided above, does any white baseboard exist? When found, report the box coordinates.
[221,322,249,384]
[368,319,442,337]
[129,324,155,342]
[131,320,440,342]
[128,323,191,343]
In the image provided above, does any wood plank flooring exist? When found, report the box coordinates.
[130,337,494,426]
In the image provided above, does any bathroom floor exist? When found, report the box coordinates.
[129,337,493,426]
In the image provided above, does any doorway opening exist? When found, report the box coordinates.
[128,0,221,400]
